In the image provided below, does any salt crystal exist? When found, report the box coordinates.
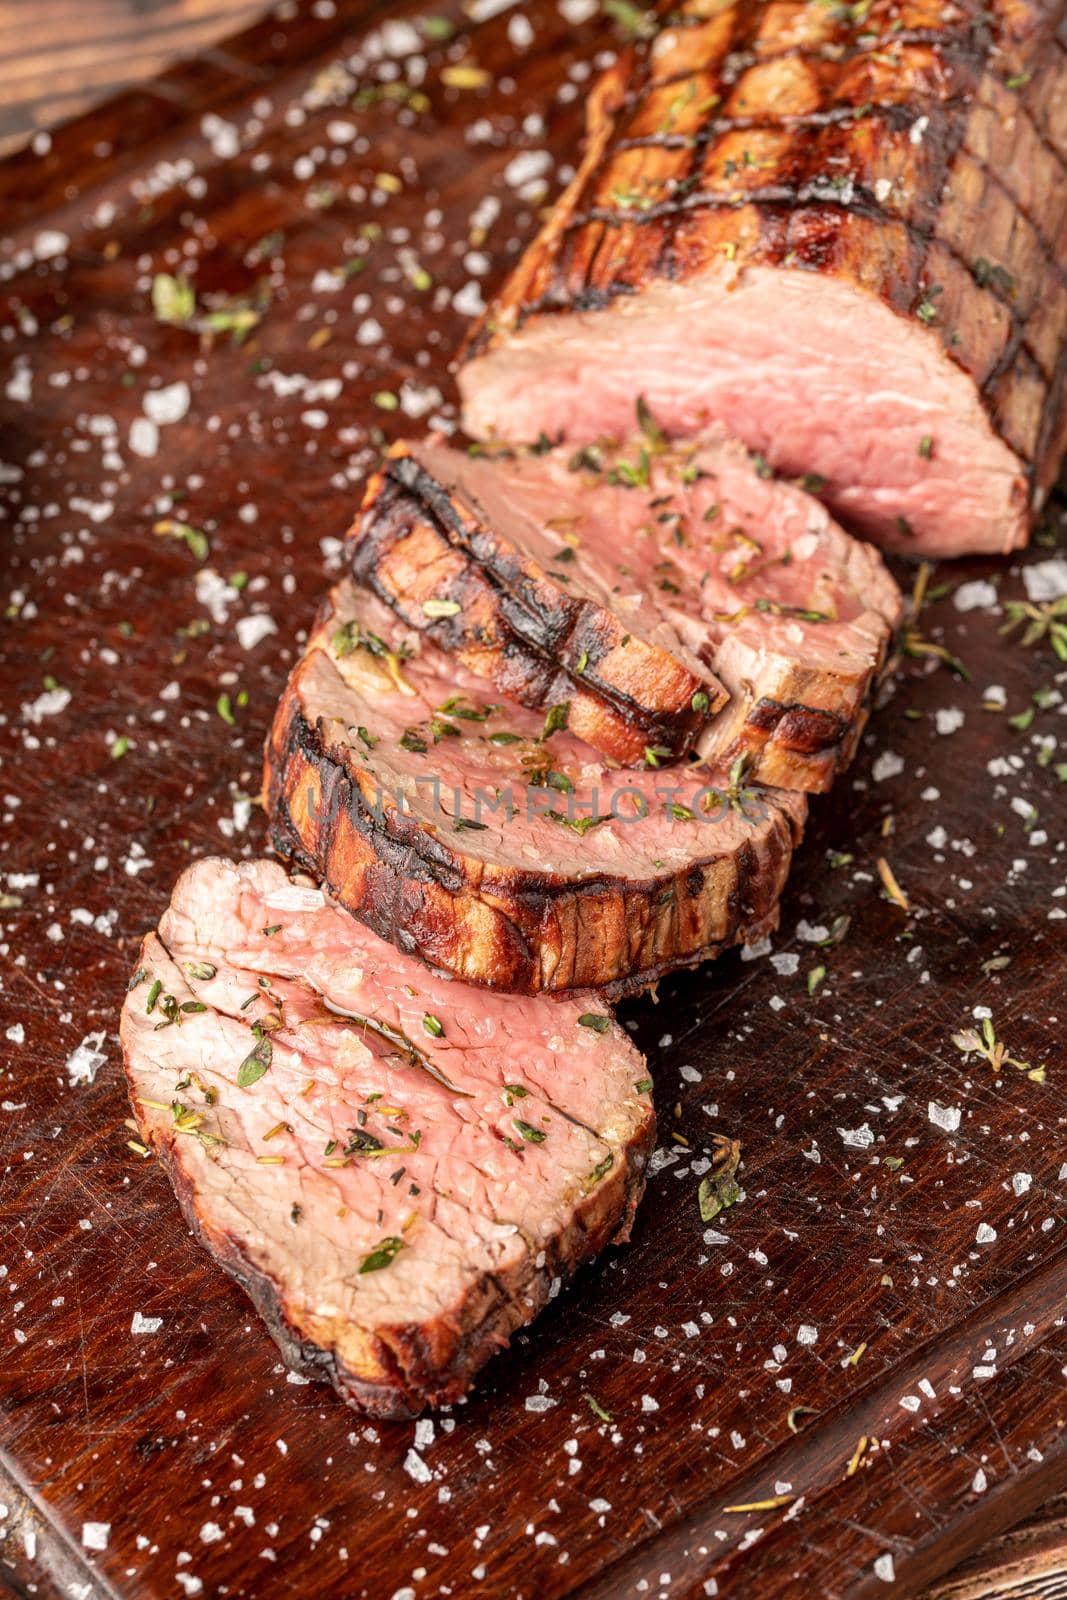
[403,1448,432,1483]
[66,1031,107,1087]
[236,614,277,651]
[144,381,191,426]
[1023,559,1067,604]
[872,750,904,782]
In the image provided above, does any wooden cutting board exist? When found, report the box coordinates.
[1,4,1065,1597]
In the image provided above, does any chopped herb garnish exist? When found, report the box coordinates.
[237,1033,273,1089]
[344,1129,385,1156]
[146,978,162,1015]
[915,284,942,324]
[876,856,909,911]
[153,517,209,562]
[973,257,1015,294]
[152,273,196,326]
[422,1013,444,1038]
[636,393,665,448]
[545,811,607,837]
[585,1153,614,1188]
[698,1135,742,1223]
[359,1236,404,1273]
[691,690,710,713]
[952,1016,1039,1078]
[184,960,217,981]
[577,1013,611,1034]
[541,701,570,740]
[1000,597,1067,661]
[513,1118,546,1143]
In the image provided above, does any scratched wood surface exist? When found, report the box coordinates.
[0,4,1065,1600]
[0,0,267,156]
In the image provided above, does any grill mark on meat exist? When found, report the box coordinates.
[651,0,755,285]
[561,106,1066,336]
[263,583,806,994]
[343,435,901,795]
[555,191,1057,388]
[615,95,1067,188]
[614,97,967,148]
[349,446,724,766]
[460,0,1065,553]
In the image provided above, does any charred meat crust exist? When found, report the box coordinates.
[461,0,1067,508]
[264,687,804,996]
[349,447,724,767]
[352,442,900,792]
[121,928,655,1420]
[718,620,899,792]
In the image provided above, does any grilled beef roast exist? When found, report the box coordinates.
[351,439,728,768]
[350,431,902,790]
[460,0,1067,558]
[264,580,805,994]
[120,857,654,1418]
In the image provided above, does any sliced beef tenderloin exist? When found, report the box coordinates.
[349,430,902,792]
[459,0,1067,558]
[264,580,805,995]
[351,439,727,767]
[120,856,654,1419]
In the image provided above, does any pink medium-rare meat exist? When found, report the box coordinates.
[264,580,806,994]
[350,439,728,768]
[459,0,1067,559]
[349,430,903,790]
[120,856,655,1419]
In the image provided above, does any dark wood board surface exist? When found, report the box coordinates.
[1,4,1066,1599]
[0,0,267,158]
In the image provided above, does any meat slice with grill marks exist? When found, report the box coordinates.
[120,857,654,1418]
[264,580,805,994]
[349,431,902,791]
[460,0,1067,558]
[351,438,728,768]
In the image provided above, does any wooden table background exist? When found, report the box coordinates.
[0,2,1065,1597]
